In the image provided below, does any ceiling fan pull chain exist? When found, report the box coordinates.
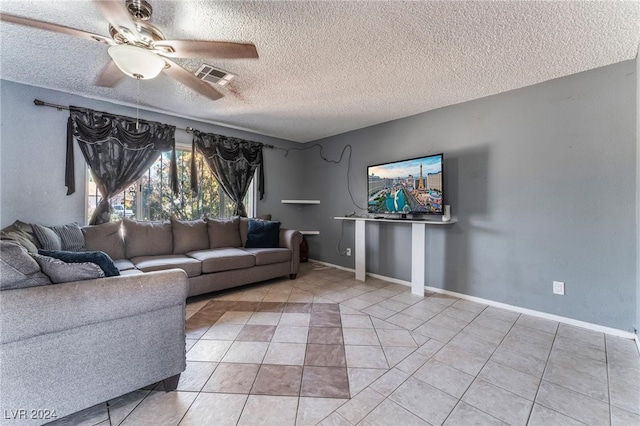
[136,75,141,130]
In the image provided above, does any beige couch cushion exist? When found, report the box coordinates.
[113,259,136,271]
[187,248,255,273]
[243,248,292,266]
[123,219,172,258]
[130,254,202,277]
[207,217,241,248]
[83,221,125,260]
[172,218,209,254]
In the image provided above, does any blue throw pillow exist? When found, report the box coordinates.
[245,219,281,248]
[38,250,120,277]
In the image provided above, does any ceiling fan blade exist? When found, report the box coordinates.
[0,12,112,44]
[162,58,223,101]
[93,0,141,40]
[155,40,258,59]
[95,60,126,87]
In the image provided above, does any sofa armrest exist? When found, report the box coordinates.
[280,228,303,276]
[0,269,188,344]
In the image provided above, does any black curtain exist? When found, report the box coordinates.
[67,107,177,225]
[191,132,264,217]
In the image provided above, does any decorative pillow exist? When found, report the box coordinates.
[245,219,281,248]
[32,224,63,251]
[0,241,52,290]
[123,218,172,258]
[31,253,104,284]
[171,218,209,254]
[50,223,85,251]
[39,249,120,277]
[1,220,40,253]
[83,221,125,260]
[207,217,241,249]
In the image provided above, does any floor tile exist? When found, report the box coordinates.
[305,343,347,367]
[610,379,640,415]
[413,319,463,342]
[536,380,610,425]
[186,339,232,362]
[247,311,282,325]
[271,325,309,343]
[515,314,559,335]
[448,331,498,358]
[443,401,508,426]
[553,335,606,362]
[441,306,480,323]
[461,322,509,345]
[120,391,197,426]
[215,311,253,325]
[382,346,416,367]
[376,328,418,347]
[462,379,533,426]
[433,344,489,376]
[395,351,431,375]
[543,358,609,402]
[341,314,374,328]
[370,317,403,330]
[201,323,244,340]
[344,345,389,369]
[370,367,410,397]
[107,390,151,425]
[284,302,313,312]
[311,311,343,327]
[611,405,640,426]
[176,361,218,392]
[413,359,475,398]
[237,395,298,426]
[478,360,540,401]
[296,397,349,426]
[500,332,552,362]
[386,312,425,330]
[300,366,350,398]
[308,326,344,344]
[251,364,303,396]
[236,324,277,342]
[263,342,307,365]
[415,338,445,357]
[336,387,385,424]
[361,304,396,319]
[178,393,247,426]
[389,376,458,425]
[471,314,514,334]
[490,346,547,378]
[480,307,520,323]
[377,298,411,313]
[316,412,352,426]
[279,312,311,326]
[360,398,430,426]
[347,367,387,396]
[548,347,608,380]
[221,341,269,363]
[527,403,585,426]
[202,363,260,394]
[343,328,380,345]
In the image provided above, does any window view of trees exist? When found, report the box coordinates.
[87,149,251,223]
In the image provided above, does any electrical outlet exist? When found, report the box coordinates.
[553,281,565,295]
[346,248,351,256]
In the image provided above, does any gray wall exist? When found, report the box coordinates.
[302,60,637,331]
[636,49,640,340]
[0,80,304,228]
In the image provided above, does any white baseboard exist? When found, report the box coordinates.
[308,259,636,340]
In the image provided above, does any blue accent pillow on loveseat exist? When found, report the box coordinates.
[245,219,281,248]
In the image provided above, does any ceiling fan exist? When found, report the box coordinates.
[0,0,259,100]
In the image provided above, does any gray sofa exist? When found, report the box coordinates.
[0,216,302,425]
[0,248,189,425]
[83,216,303,297]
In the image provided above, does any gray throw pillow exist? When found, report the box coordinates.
[31,253,104,284]
[123,218,172,258]
[83,221,125,260]
[32,224,63,251]
[207,217,241,249]
[50,223,85,251]
[171,218,209,254]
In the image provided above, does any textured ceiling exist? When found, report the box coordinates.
[1,1,639,143]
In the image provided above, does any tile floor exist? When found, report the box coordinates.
[51,263,640,425]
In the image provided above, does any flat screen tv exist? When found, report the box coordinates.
[367,153,444,216]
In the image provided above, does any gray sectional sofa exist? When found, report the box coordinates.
[83,216,303,296]
[0,216,302,425]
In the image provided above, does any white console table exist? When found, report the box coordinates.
[334,217,457,296]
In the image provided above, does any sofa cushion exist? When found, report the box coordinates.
[83,221,125,260]
[123,219,172,258]
[239,215,272,246]
[113,259,136,271]
[32,224,63,251]
[39,250,120,277]
[0,241,51,289]
[172,218,209,254]
[244,248,292,266]
[1,220,39,253]
[187,248,255,273]
[130,254,202,277]
[31,253,104,284]
[207,217,241,249]
[245,219,281,248]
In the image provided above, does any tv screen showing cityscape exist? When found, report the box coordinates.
[368,153,444,215]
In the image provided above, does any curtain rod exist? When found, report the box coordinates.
[33,98,274,148]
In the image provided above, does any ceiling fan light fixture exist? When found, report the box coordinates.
[108,44,165,80]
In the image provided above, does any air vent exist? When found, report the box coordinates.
[195,64,235,86]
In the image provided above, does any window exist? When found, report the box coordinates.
[86,147,254,223]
